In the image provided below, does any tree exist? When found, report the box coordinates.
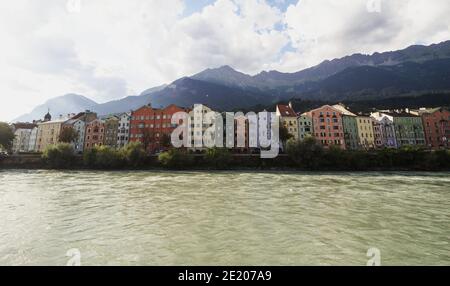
[141,128,153,151]
[158,149,193,169]
[42,143,76,169]
[286,137,324,169]
[160,133,172,149]
[279,125,294,150]
[0,122,15,152]
[59,127,79,143]
[205,147,232,169]
[119,142,147,167]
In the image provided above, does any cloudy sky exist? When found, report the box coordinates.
[1,0,450,121]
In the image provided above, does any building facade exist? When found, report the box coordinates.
[342,115,359,150]
[117,112,131,148]
[308,105,346,149]
[84,119,105,150]
[12,123,37,153]
[371,113,398,148]
[276,103,299,141]
[28,126,38,152]
[356,116,375,150]
[36,117,67,152]
[62,111,97,153]
[416,108,450,149]
[130,104,187,153]
[104,116,119,149]
[298,114,313,141]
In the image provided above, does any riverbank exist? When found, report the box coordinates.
[1,149,450,172]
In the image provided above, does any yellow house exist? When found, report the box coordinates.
[36,118,67,152]
[276,103,299,141]
[356,116,375,149]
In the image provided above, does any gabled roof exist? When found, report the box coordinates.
[308,105,342,115]
[276,104,297,117]
[332,104,357,116]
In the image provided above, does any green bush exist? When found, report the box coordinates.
[42,143,76,169]
[95,146,124,169]
[205,148,232,169]
[286,137,323,169]
[158,149,193,169]
[83,146,124,169]
[119,142,147,168]
[83,147,98,167]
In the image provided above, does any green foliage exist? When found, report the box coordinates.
[82,142,147,169]
[160,133,172,149]
[205,148,232,169]
[42,143,76,169]
[158,149,193,169]
[286,137,324,169]
[59,127,79,143]
[120,142,147,167]
[0,122,15,152]
[83,146,124,169]
[279,125,294,146]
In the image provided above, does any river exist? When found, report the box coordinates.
[0,170,449,265]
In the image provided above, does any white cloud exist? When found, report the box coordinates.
[0,0,449,121]
[278,0,450,71]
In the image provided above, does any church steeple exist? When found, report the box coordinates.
[44,109,52,122]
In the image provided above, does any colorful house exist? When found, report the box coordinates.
[63,111,97,153]
[276,103,298,141]
[413,108,450,149]
[370,112,398,148]
[332,104,358,150]
[130,104,187,153]
[84,119,105,150]
[297,113,313,141]
[117,112,131,148]
[373,111,425,147]
[104,116,119,149]
[36,113,68,152]
[307,105,346,149]
[356,116,376,150]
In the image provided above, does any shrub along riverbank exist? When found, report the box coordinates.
[1,139,449,171]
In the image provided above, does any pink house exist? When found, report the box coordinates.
[307,105,346,150]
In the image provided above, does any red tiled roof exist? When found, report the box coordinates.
[277,104,297,117]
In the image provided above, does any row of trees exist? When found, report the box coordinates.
[286,137,450,170]
[42,142,147,169]
[33,138,450,171]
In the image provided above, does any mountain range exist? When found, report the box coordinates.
[14,40,450,122]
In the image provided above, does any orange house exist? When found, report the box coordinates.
[307,105,346,150]
[130,104,188,153]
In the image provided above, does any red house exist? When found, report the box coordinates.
[418,108,450,149]
[130,104,188,153]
